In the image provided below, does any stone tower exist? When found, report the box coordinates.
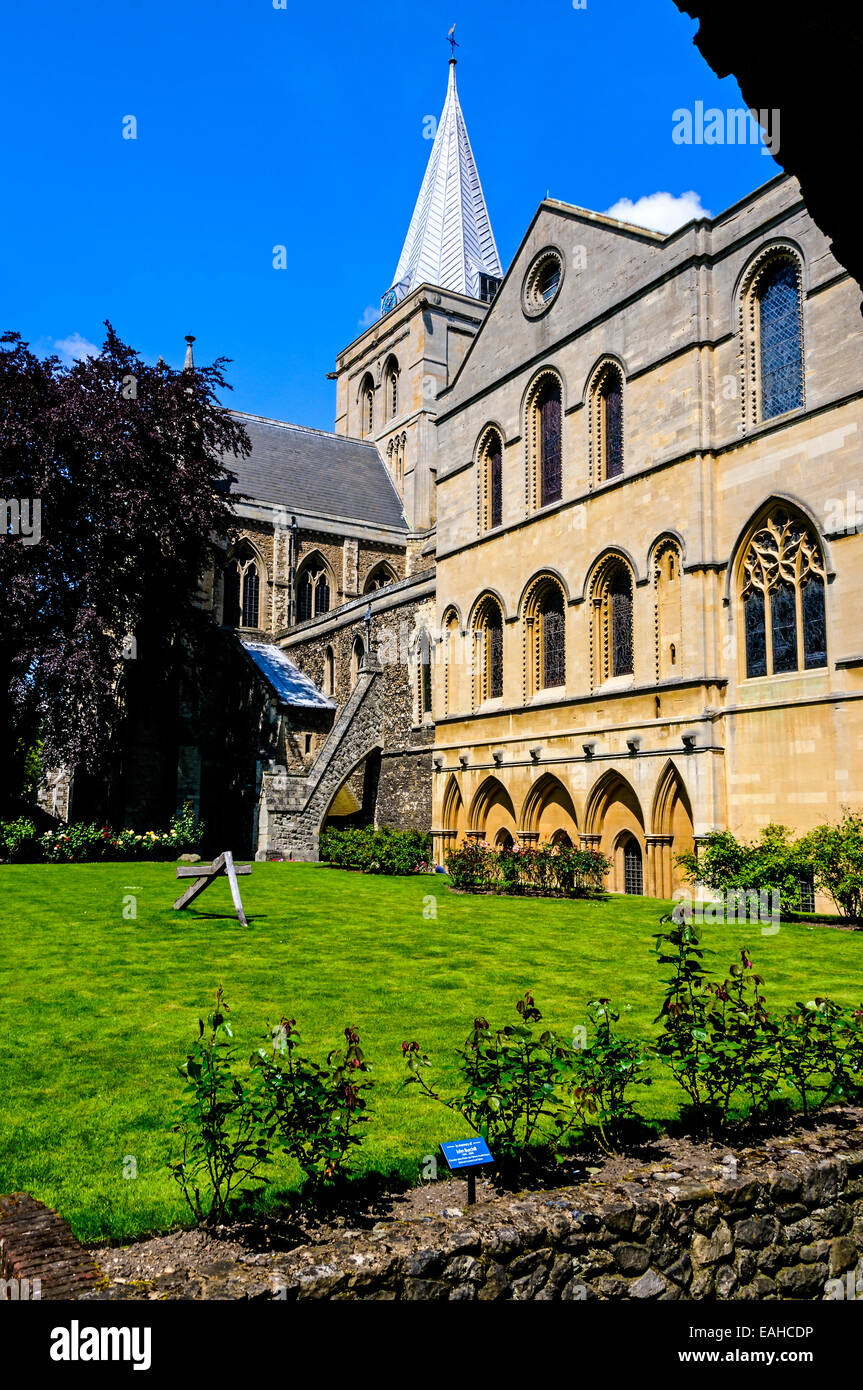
[332,57,502,533]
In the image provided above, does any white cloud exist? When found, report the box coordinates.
[357,305,379,330]
[53,332,99,365]
[603,190,711,234]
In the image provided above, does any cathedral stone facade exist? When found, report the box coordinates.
[57,59,863,898]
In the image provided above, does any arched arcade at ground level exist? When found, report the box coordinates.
[433,758,696,897]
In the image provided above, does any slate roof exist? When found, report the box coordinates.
[238,639,335,710]
[386,59,501,308]
[224,413,407,531]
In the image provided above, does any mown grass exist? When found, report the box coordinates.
[1,861,861,1242]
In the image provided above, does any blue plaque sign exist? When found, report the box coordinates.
[440,1137,493,1171]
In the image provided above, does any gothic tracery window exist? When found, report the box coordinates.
[740,509,826,678]
[364,562,397,593]
[223,549,263,629]
[296,558,332,623]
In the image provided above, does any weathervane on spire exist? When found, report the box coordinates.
[447,23,459,58]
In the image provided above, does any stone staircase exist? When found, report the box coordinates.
[258,654,384,860]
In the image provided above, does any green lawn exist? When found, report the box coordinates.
[1,861,862,1243]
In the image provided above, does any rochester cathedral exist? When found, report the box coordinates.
[71,57,863,898]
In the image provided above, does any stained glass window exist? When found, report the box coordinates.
[241,567,260,628]
[538,383,562,507]
[802,576,827,669]
[758,262,803,420]
[297,572,314,623]
[487,611,503,699]
[744,589,767,678]
[541,593,565,688]
[314,578,330,617]
[770,580,797,673]
[489,436,502,529]
[610,571,633,677]
[602,371,623,479]
[741,511,826,677]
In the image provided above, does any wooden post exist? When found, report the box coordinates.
[173,852,251,925]
[223,851,249,928]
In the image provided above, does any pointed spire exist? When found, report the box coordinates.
[183,335,195,370]
[382,55,501,312]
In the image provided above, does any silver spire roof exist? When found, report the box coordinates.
[382,59,502,311]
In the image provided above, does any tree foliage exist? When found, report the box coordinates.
[0,324,249,808]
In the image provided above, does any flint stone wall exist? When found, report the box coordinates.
[265,1155,863,1301]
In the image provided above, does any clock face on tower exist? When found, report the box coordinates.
[381,288,397,316]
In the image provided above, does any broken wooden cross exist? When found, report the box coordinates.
[173,851,251,926]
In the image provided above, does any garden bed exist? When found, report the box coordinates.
[85,1103,863,1299]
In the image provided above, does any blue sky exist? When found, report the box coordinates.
[1,0,779,431]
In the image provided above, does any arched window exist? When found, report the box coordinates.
[591,558,635,686]
[589,361,624,483]
[742,252,804,428]
[242,565,260,628]
[524,576,566,695]
[364,562,397,593]
[526,374,563,510]
[478,428,503,533]
[757,263,804,420]
[385,359,400,420]
[416,626,433,721]
[739,508,827,678]
[653,539,682,681]
[442,607,460,716]
[296,557,332,624]
[359,375,375,438]
[473,595,504,705]
[610,570,633,677]
[223,547,264,629]
[351,634,365,686]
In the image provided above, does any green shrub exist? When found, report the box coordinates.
[676,823,815,914]
[778,998,863,1115]
[444,841,609,897]
[319,826,431,875]
[169,987,271,1226]
[0,817,41,863]
[402,991,648,1170]
[802,811,863,923]
[252,1018,373,1197]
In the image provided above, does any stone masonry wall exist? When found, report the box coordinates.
[242,1152,863,1301]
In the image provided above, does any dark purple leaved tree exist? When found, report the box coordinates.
[0,323,249,815]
